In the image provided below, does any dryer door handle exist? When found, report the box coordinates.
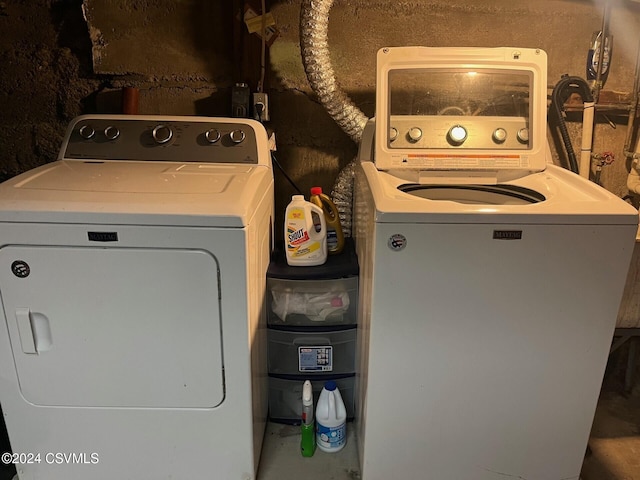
[15,308,52,354]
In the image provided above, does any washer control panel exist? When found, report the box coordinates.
[388,115,529,150]
[62,117,262,164]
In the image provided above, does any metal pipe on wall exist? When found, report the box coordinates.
[580,101,596,179]
[593,2,611,104]
[624,36,640,162]
[625,42,640,193]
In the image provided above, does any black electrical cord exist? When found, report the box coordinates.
[271,152,303,194]
[254,102,303,194]
[254,102,264,124]
[549,75,594,174]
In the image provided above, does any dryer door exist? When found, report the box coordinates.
[0,245,224,408]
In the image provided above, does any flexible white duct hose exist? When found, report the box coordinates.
[300,0,370,236]
[300,0,369,143]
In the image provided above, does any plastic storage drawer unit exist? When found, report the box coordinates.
[268,375,355,424]
[268,276,358,326]
[266,238,359,424]
[267,327,356,375]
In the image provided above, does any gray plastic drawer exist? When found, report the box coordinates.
[268,375,355,424]
[267,327,356,375]
[267,276,358,326]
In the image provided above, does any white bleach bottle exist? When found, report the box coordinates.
[285,195,327,266]
[315,380,347,452]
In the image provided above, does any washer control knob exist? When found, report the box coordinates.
[389,127,398,142]
[408,127,422,143]
[447,125,467,146]
[517,127,529,144]
[229,129,246,144]
[152,125,173,144]
[104,126,120,141]
[205,129,221,144]
[79,125,95,140]
[492,128,507,144]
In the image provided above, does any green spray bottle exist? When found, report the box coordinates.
[300,380,316,457]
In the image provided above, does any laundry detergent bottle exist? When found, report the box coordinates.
[285,195,327,266]
[309,186,345,255]
[315,380,347,453]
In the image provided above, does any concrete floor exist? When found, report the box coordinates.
[258,390,640,480]
[258,423,360,480]
[580,341,640,480]
[259,344,640,480]
[1,347,638,480]
[582,390,640,480]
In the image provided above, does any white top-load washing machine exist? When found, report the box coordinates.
[0,115,273,480]
[354,48,639,480]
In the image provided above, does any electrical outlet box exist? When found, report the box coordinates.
[231,83,250,118]
[253,92,270,122]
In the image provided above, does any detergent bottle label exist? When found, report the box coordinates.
[287,225,310,246]
[309,187,344,255]
[316,422,346,451]
[285,196,327,266]
[286,225,321,258]
[286,207,314,258]
[327,230,338,251]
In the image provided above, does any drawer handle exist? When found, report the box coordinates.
[293,337,330,345]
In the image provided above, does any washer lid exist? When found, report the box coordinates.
[374,47,549,174]
[0,160,273,227]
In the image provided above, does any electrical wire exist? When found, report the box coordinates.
[255,102,264,123]
[271,152,302,194]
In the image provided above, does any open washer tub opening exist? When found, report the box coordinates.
[398,183,546,205]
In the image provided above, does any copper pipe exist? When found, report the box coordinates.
[122,87,140,115]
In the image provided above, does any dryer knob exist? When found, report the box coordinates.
[229,129,246,144]
[205,129,221,144]
[152,125,173,144]
[447,125,467,146]
[79,124,95,140]
[517,127,529,144]
[408,127,422,143]
[389,127,398,142]
[104,126,120,141]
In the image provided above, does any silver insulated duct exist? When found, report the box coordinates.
[300,0,369,236]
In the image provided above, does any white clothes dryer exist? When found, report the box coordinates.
[353,48,638,480]
[0,115,273,480]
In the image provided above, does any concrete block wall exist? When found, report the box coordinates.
[1,0,639,234]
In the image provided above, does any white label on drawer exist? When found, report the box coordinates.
[298,346,333,372]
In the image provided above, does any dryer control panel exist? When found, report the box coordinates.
[60,115,268,164]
